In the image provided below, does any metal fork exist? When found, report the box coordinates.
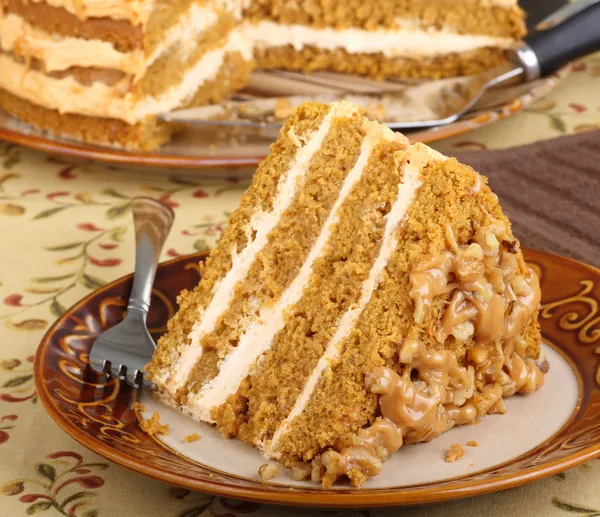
[89,197,174,387]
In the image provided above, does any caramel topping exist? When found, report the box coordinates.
[312,216,546,487]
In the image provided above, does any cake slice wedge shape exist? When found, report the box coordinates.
[145,101,547,487]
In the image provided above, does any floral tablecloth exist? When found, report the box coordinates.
[1,54,599,517]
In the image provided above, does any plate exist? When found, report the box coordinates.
[34,248,600,507]
[0,67,569,170]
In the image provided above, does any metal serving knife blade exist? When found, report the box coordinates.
[159,0,600,130]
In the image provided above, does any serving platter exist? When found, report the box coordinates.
[34,248,600,507]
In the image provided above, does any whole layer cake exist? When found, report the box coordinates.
[246,0,526,79]
[0,0,526,150]
[146,101,547,486]
[0,0,254,150]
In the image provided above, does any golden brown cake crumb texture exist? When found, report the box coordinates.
[255,46,509,80]
[446,443,466,462]
[145,104,332,383]
[466,440,480,447]
[244,0,526,38]
[131,402,146,411]
[276,156,542,465]
[140,412,169,436]
[215,136,409,443]
[184,433,200,443]
[180,113,366,405]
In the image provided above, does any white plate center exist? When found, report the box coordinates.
[140,344,578,489]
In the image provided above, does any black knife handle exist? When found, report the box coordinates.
[524,1,600,77]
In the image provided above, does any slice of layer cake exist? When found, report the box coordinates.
[0,0,253,150]
[246,0,526,79]
[146,101,546,486]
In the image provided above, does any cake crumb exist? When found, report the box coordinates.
[446,443,465,462]
[274,98,294,120]
[468,463,474,467]
[258,462,279,481]
[184,433,200,443]
[140,411,169,436]
[131,402,146,411]
[466,440,479,447]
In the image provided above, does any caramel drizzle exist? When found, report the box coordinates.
[314,217,545,487]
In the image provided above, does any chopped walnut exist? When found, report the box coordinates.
[140,411,169,436]
[446,443,465,462]
[258,462,279,481]
[290,461,312,481]
[184,433,200,443]
[131,402,146,411]
[466,440,479,447]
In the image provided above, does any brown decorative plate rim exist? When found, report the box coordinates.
[2,67,569,170]
[34,247,600,508]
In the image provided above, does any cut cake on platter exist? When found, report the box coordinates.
[0,0,526,149]
[145,101,547,487]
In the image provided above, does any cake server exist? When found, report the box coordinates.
[88,197,174,388]
[160,0,600,130]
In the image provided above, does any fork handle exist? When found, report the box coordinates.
[128,197,175,316]
[519,0,600,80]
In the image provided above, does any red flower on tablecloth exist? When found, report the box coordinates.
[167,248,182,258]
[568,103,587,113]
[0,450,108,516]
[98,243,118,250]
[192,189,209,198]
[0,415,18,444]
[88,257,122,267]
[77,223,104,232]
[58,166,77,180]
[46,191,71,201]
[3,294,23,307]
[159,193,180,209]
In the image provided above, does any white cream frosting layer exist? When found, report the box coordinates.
[0,29,251,123]
[246,19,515,58]
[161,102,362,394]
[183,113,404,422]
[266,144,446,457]
[0,6,218,77]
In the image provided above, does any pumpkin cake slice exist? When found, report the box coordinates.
[146,101,547,487]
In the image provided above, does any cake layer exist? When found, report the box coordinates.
[179,112,373,404]
[246,20,515,59]
[155,103,370,404]
[244,0,526,39]
[255,45,508,80]
[3,0,144,52]
[0,50,252,150]
[146,104,335,389]
[0,29,252,124]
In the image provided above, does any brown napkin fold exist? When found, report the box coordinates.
[453,130,600,268]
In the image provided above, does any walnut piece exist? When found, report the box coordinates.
[446,443,466,462]
[258,462,279,481]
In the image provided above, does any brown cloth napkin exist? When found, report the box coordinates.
[453,130,600,269]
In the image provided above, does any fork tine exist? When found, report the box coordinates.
[89,358,110,375]
[125,369,141,388]
[111,364,127,380]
